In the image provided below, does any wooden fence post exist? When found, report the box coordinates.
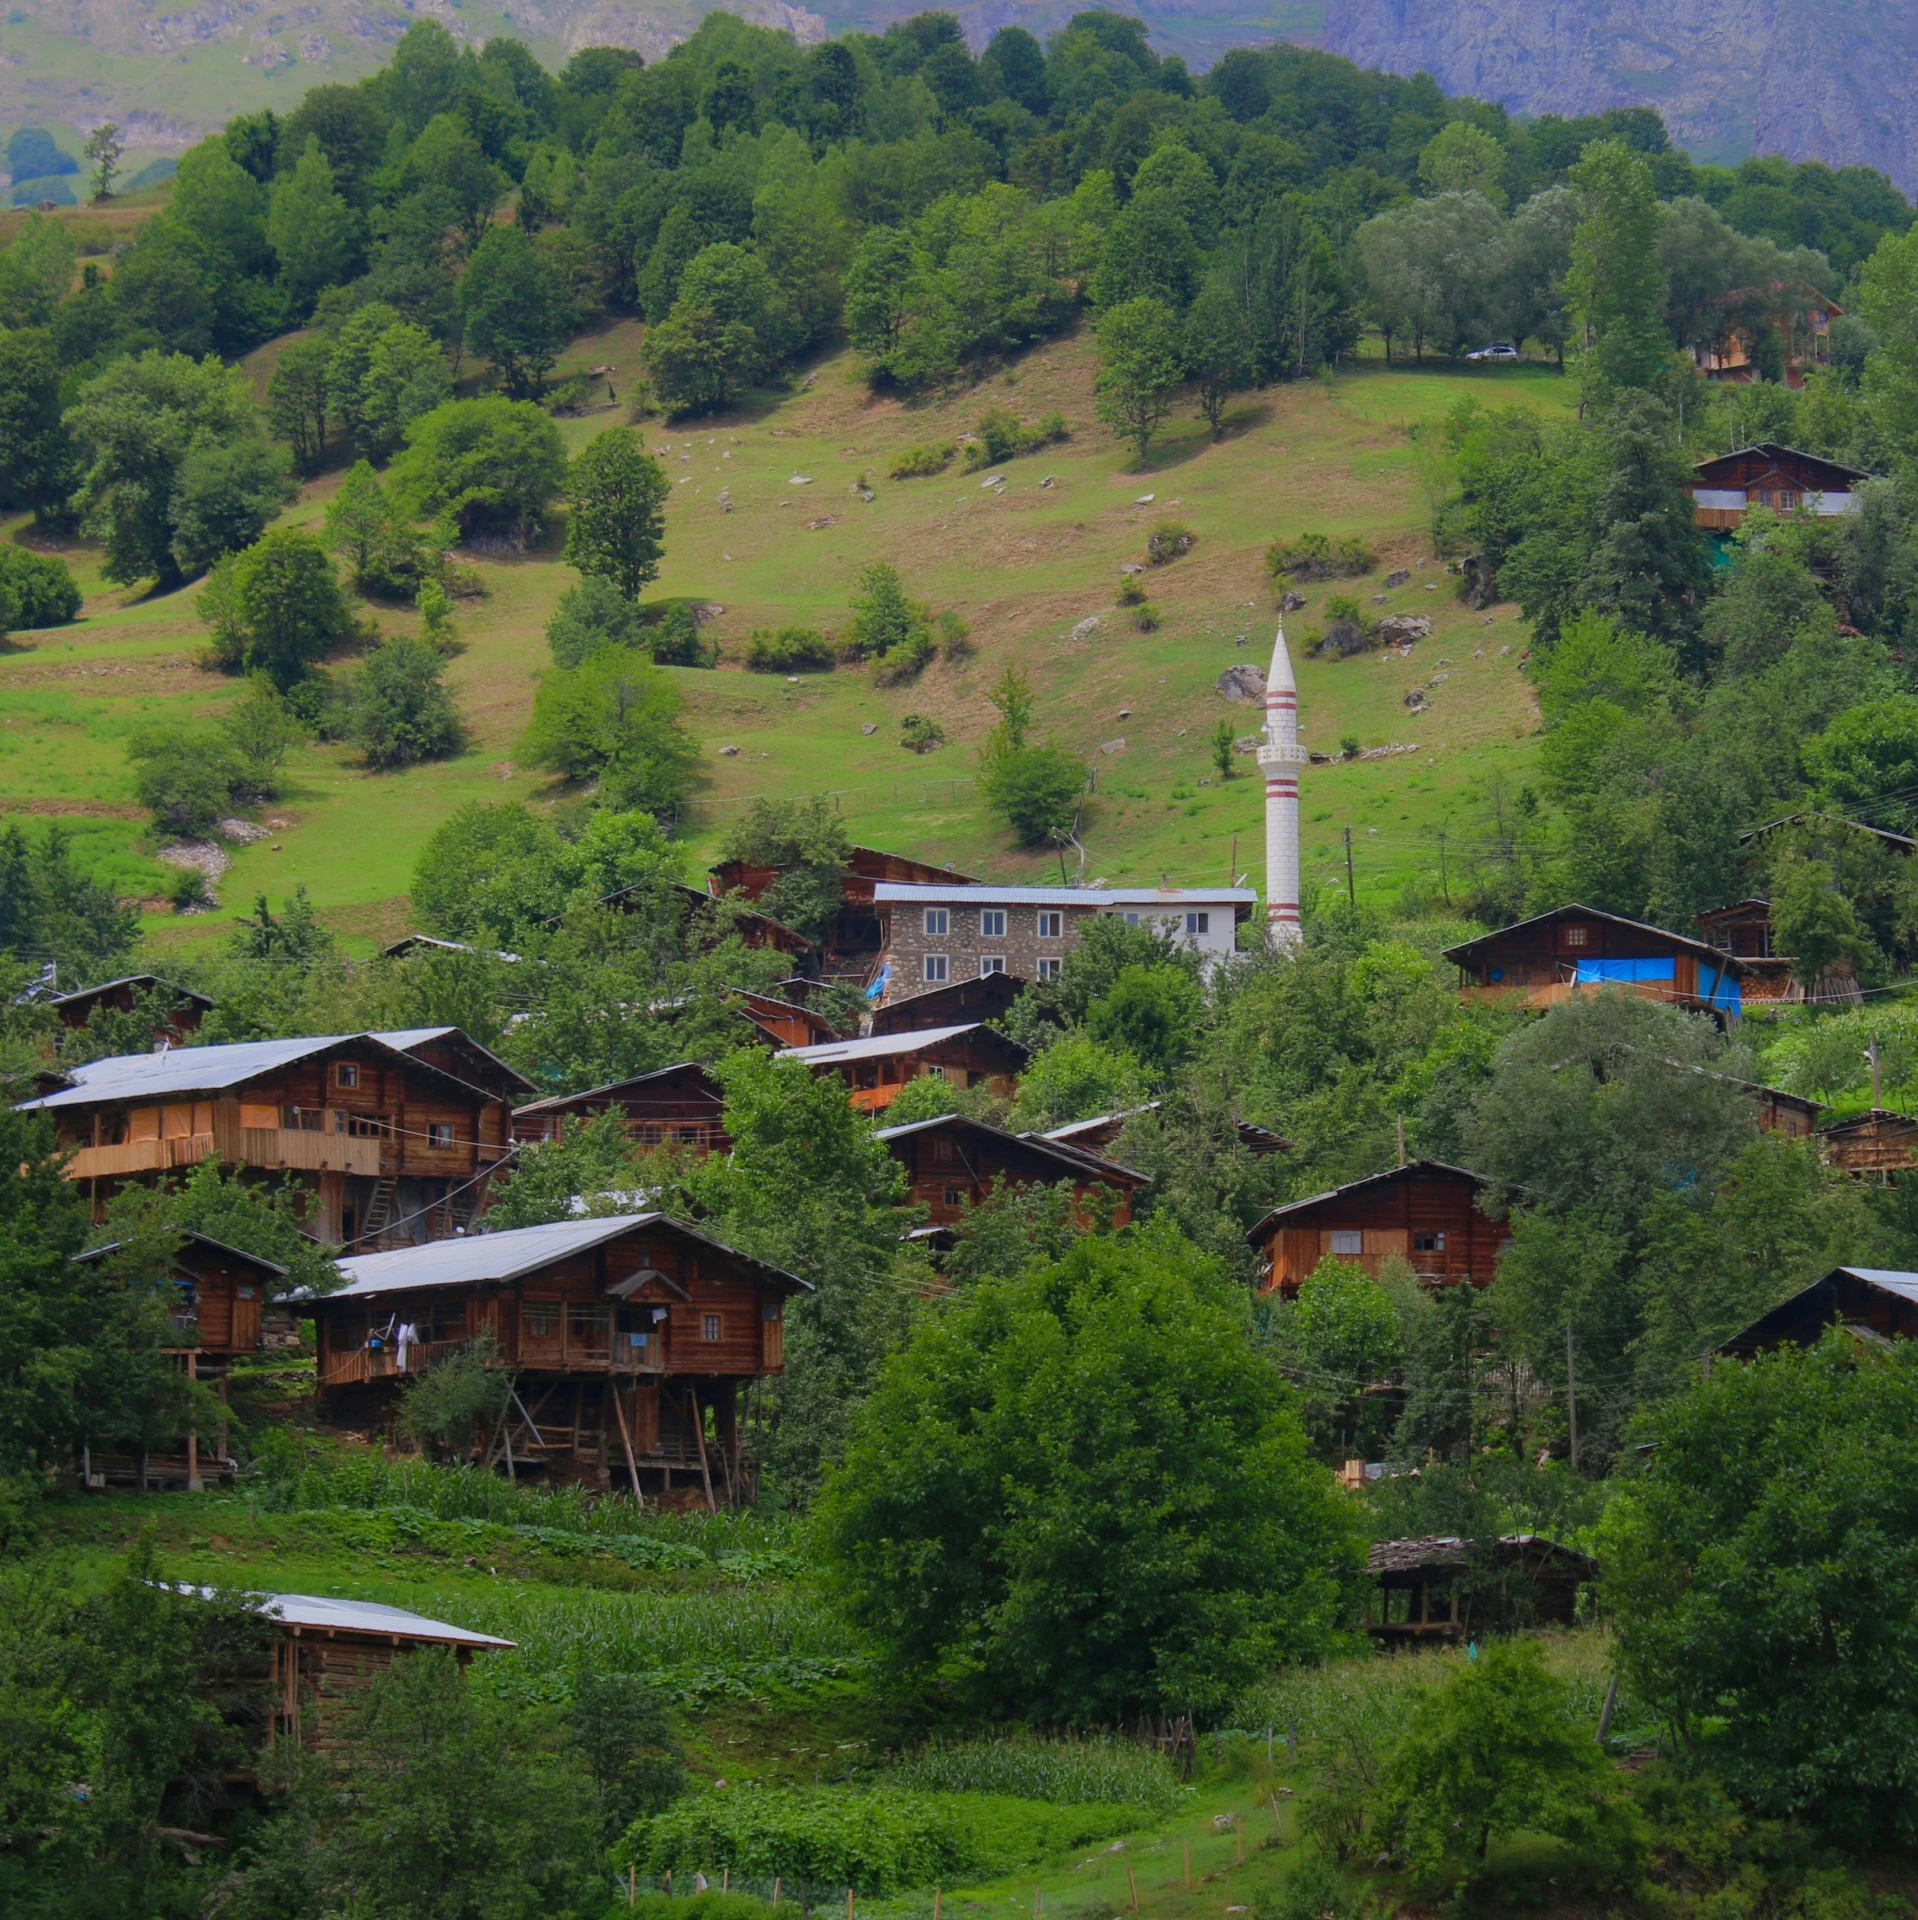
[1126,1864,1138,1913]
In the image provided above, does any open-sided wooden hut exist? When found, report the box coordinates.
[1247,1161,1502,1295]
[303,1214,808,1506]
[1365,1536,1597,1644]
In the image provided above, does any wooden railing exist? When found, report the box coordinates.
[320,1339,467,1388]
[64,1125,385,1181]
[63,1133,217,1179]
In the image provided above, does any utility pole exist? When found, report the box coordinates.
[1868,1037,1882,1109]
[1344,825,1355,907]
[1565,1326,1579,1473]
[1229,832,1237,890]
[1395,1114,1406,1167]
[1437,829,1449,904]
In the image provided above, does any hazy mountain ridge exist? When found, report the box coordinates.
[1320,0,1918,189]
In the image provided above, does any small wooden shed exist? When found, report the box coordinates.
[1366,1536,1597,1644]
[50,974,214,1047]
[1718,1265,1918,1358]
[1820,1109,1918,1180]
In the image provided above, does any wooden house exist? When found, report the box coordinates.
[1719,1265,1918,1358]
[1691,285,1844,387]
[72,1231,288,1492]
[1695,896,1861,1007]
[50,975,213,1048]
[711,844,981,980]
[727,988,840,1049]
[1441,905,1748,1019]
[1040,1106,1294,1156]
[1365,1536,1597,1644]
[1690,444,1872,531]
[303,1213,808,1506]
[775,1022,1029,1114]
[381,1025,537,1105]
[180,1586,513,1751]
[1819,1109,1918,1179]
[381,934,522,963]
[867,969,1027,1037]
[1742,1078,1825,1138]
[874,1113,1148,1227]
[511,1061,729,1151]
[16,1031,516,1247]
[1247,1161,1502,1296]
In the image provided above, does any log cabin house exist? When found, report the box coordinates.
[867,969,1027,1037]
[511,1061,730,1151]
[1819,1108,1918,1179]
[710,844,981,981]
[1366,1536,1597,1644]
[303,1213,808,1506]
[1441,905,1748,1019]
[50,975,214,1047]
[1691,285,1843,387]
[1689,444,1872,531]
[1695,897,1861,1007]
[1039,1106,1294,1157]
[727,987,841,1048]
[72,1231,288,1491]
[1247,1161,1502,1296]
[384,1025,538,1105]
[775,1022,1029,1114]
[179,1586,513,1752]
[874,1113,1148,1227]
[1719,1265,1918,1358]
[16,1031,516,1247]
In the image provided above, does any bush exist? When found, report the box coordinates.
[128,727,247,837]
[1117,576,1146,607]
[900,712,945,753]
[547,576,652,668]
[963,408,1068,471]
[845,560,942,684]
[1146,521,1196,565]
[888,440,956,479]
[871,629,935,686]
[520,651,699,814]
[647,601,718,669]
[1129,601,1161,632]
[197,528,358,690]
[397,1329,509,1461]
[746,625,838,673]
[979,741,1085,846]
[168,435,295,579]
[347,636,467,770]
[1265,532,1376,581]
[0,545,80,627]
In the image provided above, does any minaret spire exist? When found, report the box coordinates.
[1259,623,1307,952]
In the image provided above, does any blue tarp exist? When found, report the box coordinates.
[1574,958,1674,984]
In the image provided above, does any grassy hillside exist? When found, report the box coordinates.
[0,332,1571,955]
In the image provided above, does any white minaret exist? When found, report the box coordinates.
[1259,624,1307,952]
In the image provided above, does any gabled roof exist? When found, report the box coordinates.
[314,1212,808,1301]
[775,1022,1030,1069]
[175,1585,513,1649]
[51,975,216,1013]
[727,987,840,1043]
[1247,1160,1491,1246]
[1719,1265,1918,1358]
[381,1026,538,1099]
[381,935,522,963]
[875,1110,1148,1184]
[1818,1107,1918,1138]
[1691,443,1874,486]
[13,1030,501,1112]
[74,1229,288,1277]
[1440,903,1748,970]
[513,1061,724,1120]
[1367,1535,1597,1578]
[868,970,1027,1034]
[1038,1105,1293,1155]
[1737,811,1916,854]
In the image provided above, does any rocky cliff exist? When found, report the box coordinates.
[1320,0,1918,189]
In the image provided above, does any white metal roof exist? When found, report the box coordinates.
[1832,1267,1918,1303]
[50,974,216,1010]
[321,1211,809,1300]
[775,1022,997,1065]
[874,883,1256,908]
[177,1585,513,1648]
[15,1030,489,1112]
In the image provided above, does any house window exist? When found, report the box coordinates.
[1186,912,1210,935]
[980,956,1006,977]
[427,1122,454,1149]
[924,954,949,983]
[701,1313,723,1342]
[284,1107,323,1131]
[1563,925,1588,949]
[524,1304,558,1338]
[944,1187,966,1207]
[1413,1232,1446,1253]
[336,1062,359,1089]
[981,908,1007,937]
[933,1136,953,1162]
[343,1112,391,1138]
[924,907,949,936]
[1037,956,1062,982]
[1330,1229,1363,1256]
[1037,911,1063,938]
[1123,913,1142,925]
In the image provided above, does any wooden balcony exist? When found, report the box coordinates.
[63,1124,384,1182]
[319,1339,468,1388]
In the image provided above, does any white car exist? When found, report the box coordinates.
[1467,342,1520,362]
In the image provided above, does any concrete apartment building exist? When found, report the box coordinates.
[870,884,1255,1005]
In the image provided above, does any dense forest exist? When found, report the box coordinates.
[4,10,1918,1920]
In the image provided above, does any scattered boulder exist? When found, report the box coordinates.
[1069,615,1102,642]
[789,473,813,484]
[1100,737,1126,754]
[1377,614,1431,646]
[804,515,838,530]
[1280,590,1306,611]
[718,744,740,756]
[1117,707,1131,718]
[1217,664,1266,703]
[978,472,1005,488]
[1039,475,1056,488]
[1134,493,1155,505]
[1384,567,1410,588]
[858,487,875,503]
[1371,592,1388,605]
[1234,734,1260,754]
[1120,561,1145,576]
[861,723,878,735]
[1403,687,1428,709]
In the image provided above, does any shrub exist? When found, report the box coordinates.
[1145,521,1196,565]
[397,1329,509,1461]
[900,712,945,753]
[646,601,718,668]
[392,397,568,548]
[1129,601,1161,632]
[1117,576,1146,607]
[347,636,467,770]
[324,459,433,600]
[1265,532,1376,581]
[1316,594,1369,658]
[746,625,838,673]
[888,440,956,480]
[963,409,1068,471]
[0,546,80,628]
[520,651,699,814]
[196,528,357,690]
[871,629,935,686]
[128,727,247,837]
[845,561,944,684]
[547,576,652,668]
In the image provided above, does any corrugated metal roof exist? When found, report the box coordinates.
[776,1022,1000,1064]
[1832,1266,1918,1303]
[875,1110,1147,1181]
[321,1212,810,1300]
[14,1030,495,1112]
[1441,903,1745,969]
[177,1585,513,1648]
[50,974,216,1010]
[514,1061,721,1118]
[1247,1160,1490,1244]
[1368,1535,1596,1577]
[74,1229,288,1275]
[874,883,1256,908]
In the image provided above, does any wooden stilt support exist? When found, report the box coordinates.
[688,1387,717,1512]
[185,1350,202,1492]
[614,1380,643,1505]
